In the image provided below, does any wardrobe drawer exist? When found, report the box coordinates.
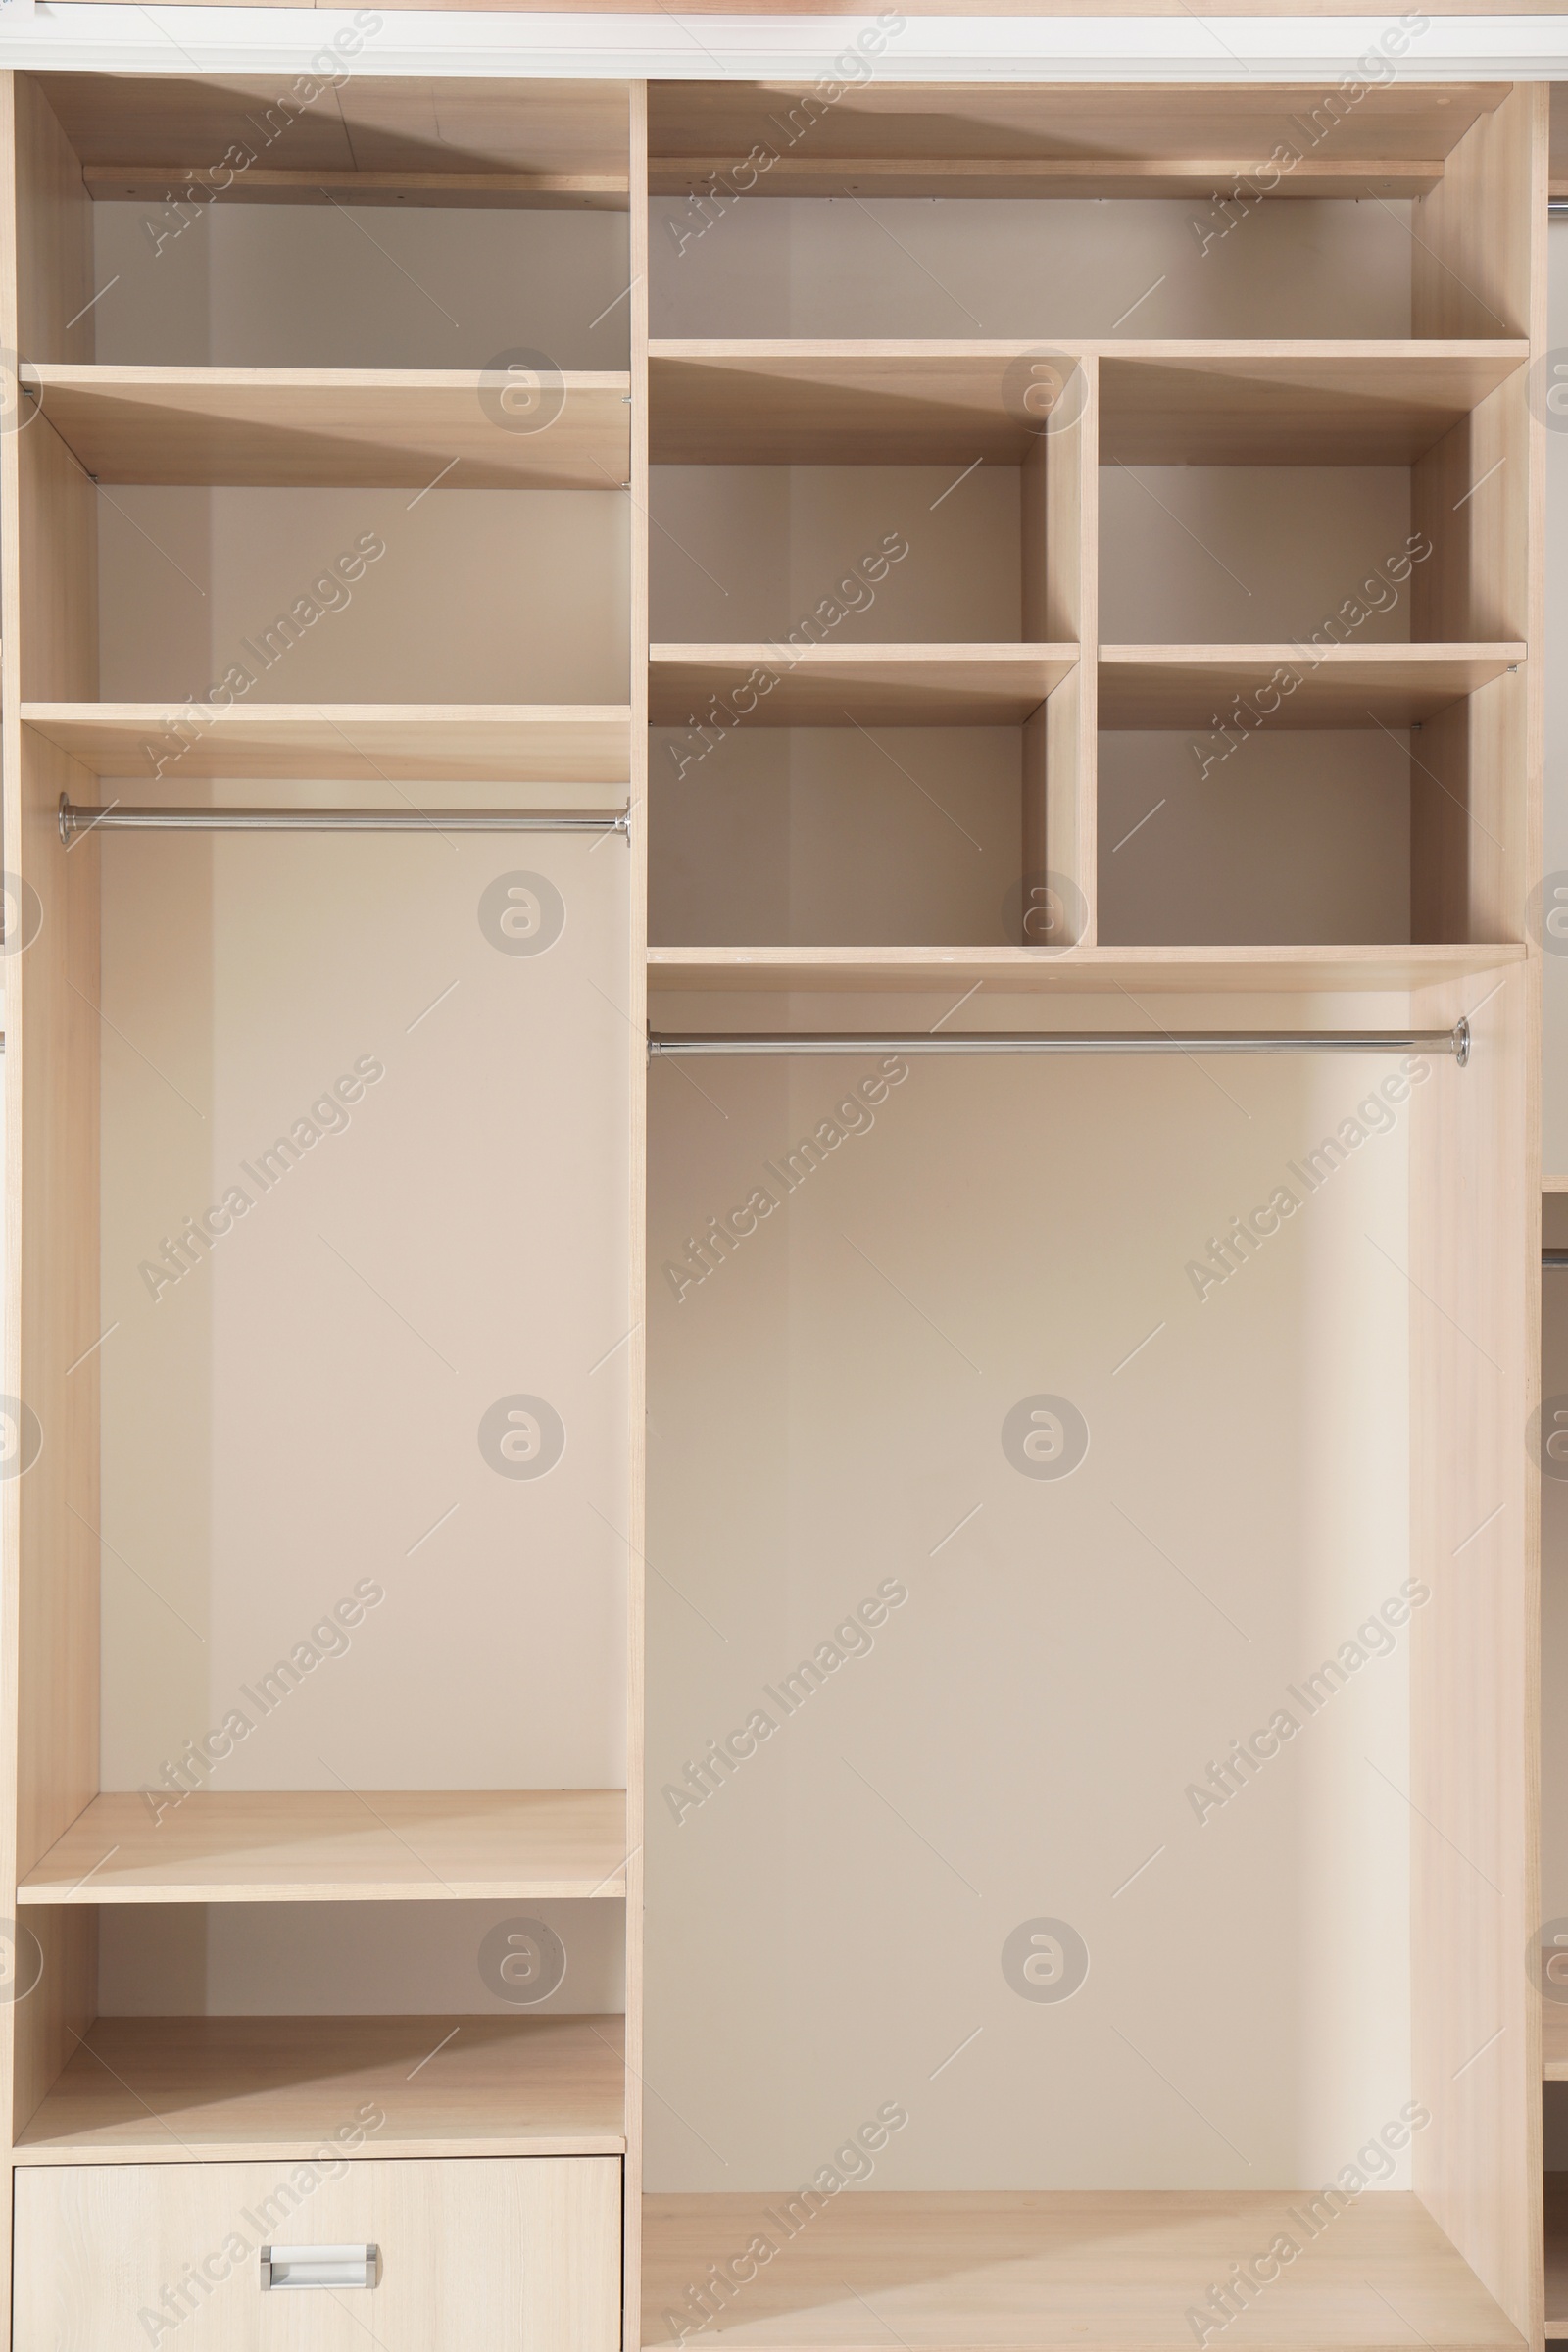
[14,2155,621,2352]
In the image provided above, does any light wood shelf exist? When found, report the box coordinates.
[649,646,1075,726]
[649,343,1525,468]
[1099,344,1527,464]
[82,168,627,210]
[21,704,632,784]
[42,73,631,208]
[641,2190,1526,2349]
[648,84,1504,204]
[18,1790,629,1904]
[648,944,1528,995]
[1099,643,1525,728]
[28,368,632,490]
[14,2013,625,2163]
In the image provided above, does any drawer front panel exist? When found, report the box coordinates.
[14,2155,621,2352]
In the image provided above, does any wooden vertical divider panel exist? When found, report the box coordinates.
[1408,78,1545,2347]
[0,70,104,2343]
[1022,355,1097,948]
[627,75,651,2351]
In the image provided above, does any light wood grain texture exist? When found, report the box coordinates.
[1100,645,1525,729]
[21,705,632,784]
[1413,76,1535,341]
[15,2014,626,2161]
[12,1908,96,2146]
[650,344,1525,470]
[2,81,104,2328]
[1407,92,1543,2350]
[19,1791,629,1903]
[647,943,1526,994]
[14,77,91,365]
[650,648,1075,727]
[626,74,652,2352]
[38,73,631,181]
[82,166,626,210]
[1409,935,1539,2308]
[1100,345,1528,466]
[647,82,1501,172]
[640,2190,1526,2347]
[655,156,1447,199]
[30,368,632,490]
[15,2154,622,2352]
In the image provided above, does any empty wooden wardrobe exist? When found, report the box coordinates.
[0,62,1554,2352]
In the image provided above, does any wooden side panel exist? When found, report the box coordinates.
[1412,81,1535,341]
[12,79,91,366]
[1409,78,1544,2352]
[1409,668,1524,946]
[12,1908,95,2144]
[5,728,101,1872]
[17,417,96,702]
[1410,965,1538,2345]
[626,76,649,2352]
[1413,377,1530,648]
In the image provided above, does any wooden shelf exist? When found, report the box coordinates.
[42,73,630,208]
[641,2190,1526,2349]
[21,704,632,785]
[649,343,1524,468]
[648,84,1503,204]
[19,1791,628,1904]
[29,368,632,489]
[82,168,626,211]
[649,647,1075,726]
[648,944,1528,996]
[651,345,1077,465]
[1100,344,1527,466]
[16,2014,625,2164]
[1099,643,1525,728]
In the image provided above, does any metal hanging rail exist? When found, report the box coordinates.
[649,1020,1471,1063]
[58,796,628,843]
[1545,1250,1568,1268]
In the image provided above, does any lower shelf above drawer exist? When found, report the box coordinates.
[16,2155,621,2352]
[15,2014,626,2163]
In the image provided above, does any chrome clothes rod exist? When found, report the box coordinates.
[650,1020,1470,1063]
[58,796,627,843]
[1545,1250,1568,1268]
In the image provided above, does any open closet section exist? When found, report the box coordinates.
[0,69,638,2348]
[641,76,1544,2352]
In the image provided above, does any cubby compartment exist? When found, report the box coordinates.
[27,73,631,371]
[651,723,1048,949]
[647,83,1526,343]
[90,485,628,706]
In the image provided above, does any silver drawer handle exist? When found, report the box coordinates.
[260,2244,379,2290]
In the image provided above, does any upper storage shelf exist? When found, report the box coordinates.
[26,367,631,490]
[648,82,1504,201]
[35,73,630,209]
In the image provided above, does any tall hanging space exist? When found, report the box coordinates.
[0,64,1555,2352]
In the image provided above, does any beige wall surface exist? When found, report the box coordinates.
[648,197,1414,342]
[645,1025,1417,2191]
[92,199,631,371]
[97,823,631,1797]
